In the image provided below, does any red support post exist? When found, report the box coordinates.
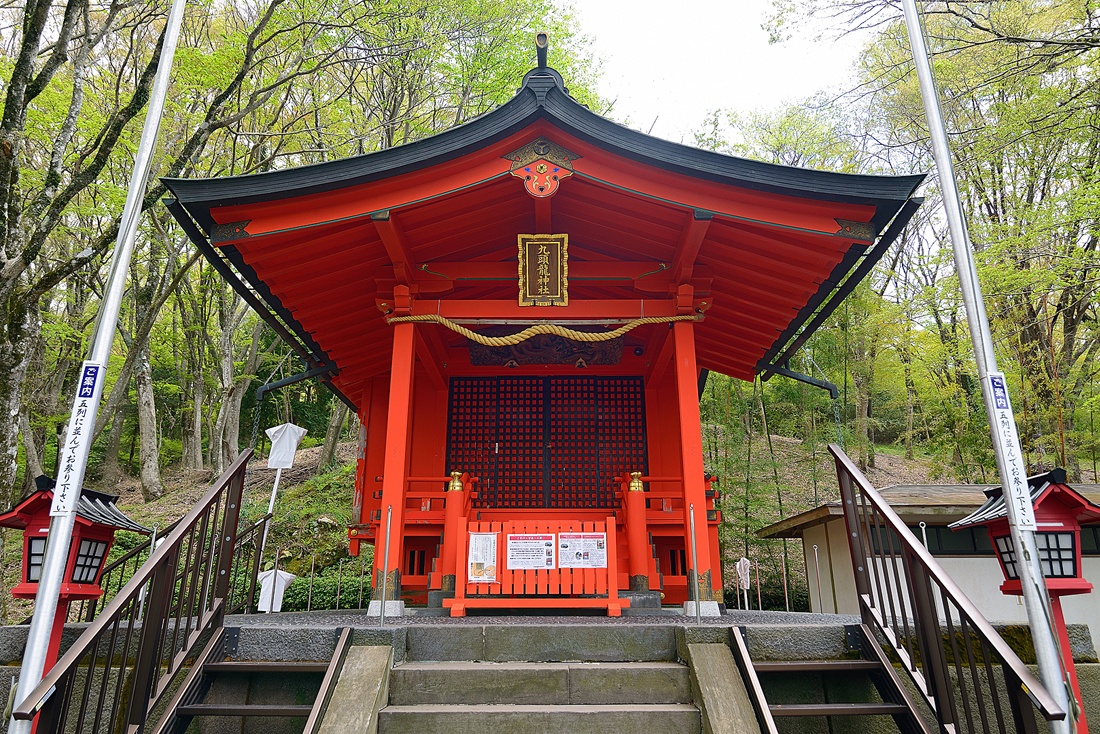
[43,600,69,674]
[673,316,715,599]
[374,320,415,601]
[439,471,467,594]
[1051,596,1089,734]
[623,472,650,591]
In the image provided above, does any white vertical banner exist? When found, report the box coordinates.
[983,372,1037,530]
[50,362,106,516]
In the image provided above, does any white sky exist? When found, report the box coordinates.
[572,0,870,144]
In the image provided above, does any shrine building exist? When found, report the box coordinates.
[164,40,923,615]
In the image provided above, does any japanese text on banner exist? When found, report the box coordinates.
[51,362,105,516]
[986,373,1037,530]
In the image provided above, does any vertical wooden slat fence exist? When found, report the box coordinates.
[12,450,254,734]
[831,444,1064,734]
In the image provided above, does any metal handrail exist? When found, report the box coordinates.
[74,517,184,622]
[302,627,353,734]
[727,627,779,734]
[227,512,271,614]
[830,443,1065,732]
[13,450,253,731]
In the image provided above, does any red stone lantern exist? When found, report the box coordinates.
[951,468,1098,734]
[0,476,150,669]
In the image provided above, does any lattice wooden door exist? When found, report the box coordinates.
[446,376,647,509]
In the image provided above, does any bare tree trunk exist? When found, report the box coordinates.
[210,297,252,474]
[225,320,265,463]
[183,368,204,470]
[903,356,915,460]
[135,347,163,500]
[854,387,868,471]
[867,345,876,469]
[101,407,126,491]
[317,402,348,475]
[0,303,38,505]
[19,409,42,494]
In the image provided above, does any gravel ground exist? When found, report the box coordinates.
[225,608,860,627]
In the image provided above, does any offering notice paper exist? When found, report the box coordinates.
[507,534,556,570]
[467,532,498,583]
[558,532,607,568]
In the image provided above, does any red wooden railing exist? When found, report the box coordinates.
[831,444,1065,734]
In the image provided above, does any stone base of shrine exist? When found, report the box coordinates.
[682,601,722,617]
[367,600,407,617]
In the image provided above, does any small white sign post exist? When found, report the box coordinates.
[736,557,751,611]
[260,423,307,561]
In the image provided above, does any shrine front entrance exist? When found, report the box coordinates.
[446,376,647,510]
[169,51,924,617]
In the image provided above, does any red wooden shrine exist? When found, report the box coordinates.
[166,48,923,614]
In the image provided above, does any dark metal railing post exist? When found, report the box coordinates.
[907,550,956,729]
[12,451,255,733]
[827,443,1066,733]
[1004,665,1041,734]
[214,464,246,617]
[245,518,267,613]
[835,457,872,625]
[125,543,180,729]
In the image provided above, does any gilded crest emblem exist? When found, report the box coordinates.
[503,137,581,198]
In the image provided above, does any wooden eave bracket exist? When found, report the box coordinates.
[372,210,417,285]
[210,220,251,244]
[671,210,713,284]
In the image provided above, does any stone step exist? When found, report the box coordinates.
[389,661,691,705]
[377,703,701,734]
[403,623,679,662]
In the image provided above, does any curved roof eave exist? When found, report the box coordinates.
[163,70,925,233]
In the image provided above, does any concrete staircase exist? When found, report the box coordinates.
[151,620,933,734]
[378,627,701,734]
[380,660,699,733]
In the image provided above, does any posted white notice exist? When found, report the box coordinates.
[507,534,556,570]
[52,362,105,516]
[468,532,498,583]
[984,372,1038,531]
[558,533,607,568]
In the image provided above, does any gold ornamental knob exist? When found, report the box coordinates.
[448,471,464,492]
[628,471,644,492]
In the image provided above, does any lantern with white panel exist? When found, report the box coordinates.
[0,476,150,670]
[951,468,1100,734]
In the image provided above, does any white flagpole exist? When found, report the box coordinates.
[900,2,1072,730]
[9,0,188,729]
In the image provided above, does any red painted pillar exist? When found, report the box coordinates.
[624,472,650,591]
[672,318,715,600]
[31,599,72,733]
[44,600,69,673]
[439,471,467,594]
[1051,596,1089,734]
[373,321,415,601]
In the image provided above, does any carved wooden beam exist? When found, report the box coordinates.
[372,210,416,285]
[670,210,713,284]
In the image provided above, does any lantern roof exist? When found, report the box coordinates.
[163,63,925,407]
[0,476,151,534]
[949,469,1100,530]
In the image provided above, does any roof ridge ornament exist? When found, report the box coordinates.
[503,136,581,198]
[536,31,548,69]
[519,32,568,100]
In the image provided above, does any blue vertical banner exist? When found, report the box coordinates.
[983,372,1037,530]
[50,362,105,516]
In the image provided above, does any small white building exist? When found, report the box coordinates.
[759,476,1100,653]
